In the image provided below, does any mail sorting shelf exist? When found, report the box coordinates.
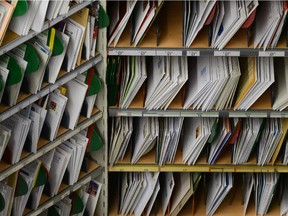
[108,47,288,57]
[108,140,288,173]
[106,1,288,216]
[25,159,101,216]
[108,173,281,216]
[108,85,288,118]
[0,0,97,56]
[0,54,102,122]
[0,108,102,181]
[107,2,288,57]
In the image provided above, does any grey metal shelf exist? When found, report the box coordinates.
[0,54,102,122]
[109,108,288,118]
[0,110,102,181]
[26,165,102,216]
[0,0,96,56]
[108,47,287,57]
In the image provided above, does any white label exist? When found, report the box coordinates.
[160,112,181,117]
[156,50,183,56]
[270,112,287,118]
[130,112,143,117]
[137,50,156,56]
[250,112,267,118]
[108,49,145,56]
[180,112,202,117]
[229,112,247,118]
[187,51,200,56]
[259,51,285,57]
[214,51,240,56]
[108,50,125,56]
[202,112,219,117]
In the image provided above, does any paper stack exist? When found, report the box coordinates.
[208,118,232,164]
[29,149,55,210]
[13,160,41,216]
[184,57,235,111]
[109,117,133,167]
[131,117,158,164]
[257,118,283,166]
[157,117,184,166]
[273,58,288,111]
[234,57,274,110]
[184,0,217,47]
[118,172,160,216]
[255,173,279,215]
[0,124,11,161]
[0,181,13,216]
[145,56,188,110]
[0,54,24,106]
[42,89,68,141]
[108,0,137,47]
[206,172,233,216]
[215,57,241,110]
[44,146,71,197]
[61,132,88,185]
[254,1,285,49]
[119,56,147,109]
[182,117,213,165]
[233,118,263,164]
[0,1,14,45]
[2,113,31,164]
[212,1,258,50]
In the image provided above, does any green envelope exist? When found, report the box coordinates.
[52,34,64,56]
[47,206,60,216]
[0,55,22,86]
[15,174,28,197]
[0,75,4,92]
[71,192,84,214]
[13,0,28,17]
[208,118,220,143]
[44,28,64,57]
[23,43,40,75]
[85,70,101,96]
[98,4,109,29]
[106,57,120,106]
[34,164,48,187]
[0,193,5,212]
[87,126,103,152]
